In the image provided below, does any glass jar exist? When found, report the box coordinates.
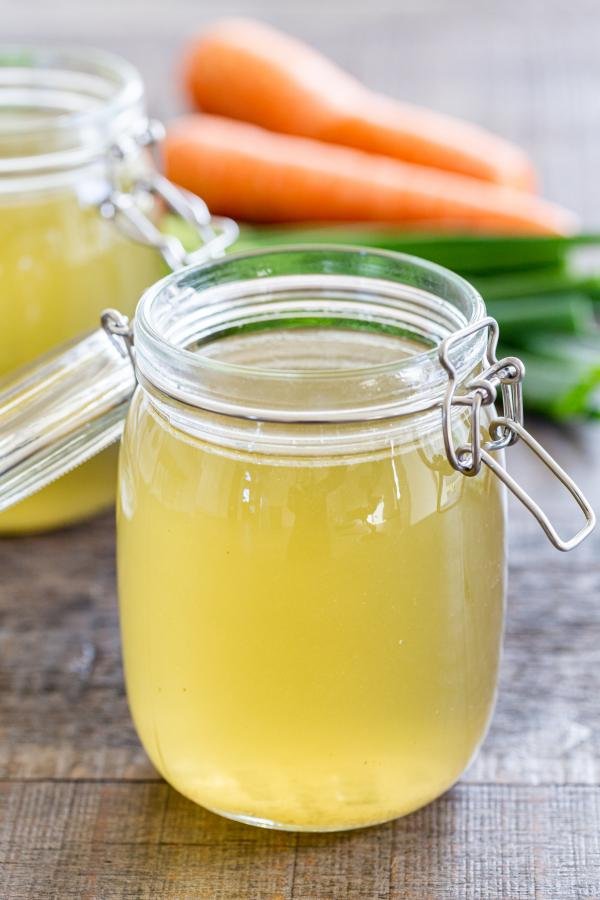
[0,46,237,533]
[0,247,593,831]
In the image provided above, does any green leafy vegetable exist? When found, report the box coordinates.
[488,293,595,338]
[500,336,600,419]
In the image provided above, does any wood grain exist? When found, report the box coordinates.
[1,782,599,898]
[1,1,600,896]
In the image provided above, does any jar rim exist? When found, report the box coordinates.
[0,44,146,181]
[134,245,487,424]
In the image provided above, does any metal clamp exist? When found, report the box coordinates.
[101,309,135,366]
[99,119,239,272]
[440,316,525,475]
[439,317,596,551]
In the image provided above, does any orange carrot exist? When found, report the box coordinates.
[183,18,537,192]
[164,115,575,235]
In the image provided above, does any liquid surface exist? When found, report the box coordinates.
[0,185,163,533]
[118,352,506,829]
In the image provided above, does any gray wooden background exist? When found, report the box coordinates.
[2,1,600,897]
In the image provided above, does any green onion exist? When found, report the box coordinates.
[236,226,595,276]
[472,267,600,301]
[163,216,600,277]
[500,335,600,419]
[488,293,595,339]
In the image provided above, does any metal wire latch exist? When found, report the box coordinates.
[439,317,596,551]
[99,119,239,271]
[101,309,135,365]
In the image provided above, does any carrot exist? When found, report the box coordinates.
[164,115,576,235]
[183,18,537,192]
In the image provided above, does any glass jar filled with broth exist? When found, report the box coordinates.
[0,45,235,532]
[0,247,593,830]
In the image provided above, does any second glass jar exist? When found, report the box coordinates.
[0,46,164,532]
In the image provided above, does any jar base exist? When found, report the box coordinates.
[204,804,400,833]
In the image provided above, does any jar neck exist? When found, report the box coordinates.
[0,45,147,194]
[132,247,487,452]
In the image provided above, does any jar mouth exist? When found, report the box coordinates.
[0,45,145,181]
[134,245,487,423]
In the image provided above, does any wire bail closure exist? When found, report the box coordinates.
[101,309,135,365]
[98,119,239,271]
[439,317,596,551]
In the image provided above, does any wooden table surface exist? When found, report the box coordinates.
[2,1,600,897]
